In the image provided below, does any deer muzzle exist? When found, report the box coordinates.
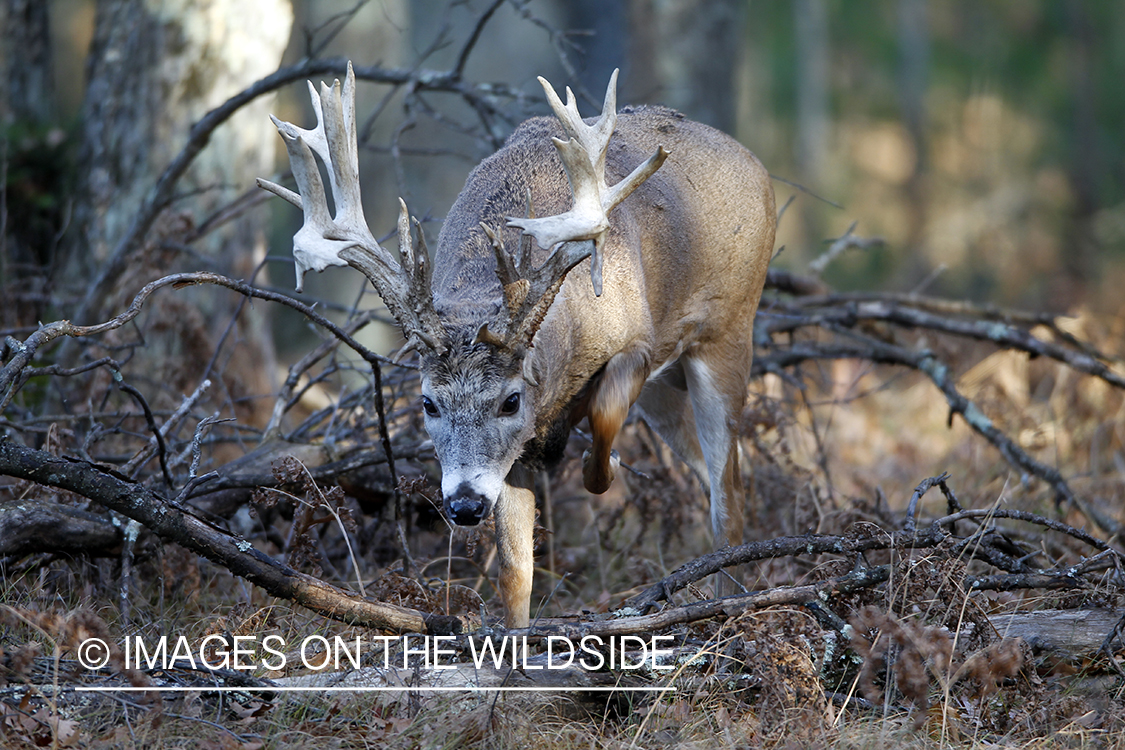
[444,485,489,526]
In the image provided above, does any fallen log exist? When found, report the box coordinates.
[0,501,121,557]
[0,439,459,635]
[988,608,1124,658]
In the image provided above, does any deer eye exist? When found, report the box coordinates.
[499,392,521,416]
[421,396,440,418]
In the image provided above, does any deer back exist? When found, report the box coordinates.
[430,104,775,449]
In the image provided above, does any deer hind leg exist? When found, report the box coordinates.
[583,346,650,494]
[634,360,710,485]
[636,357,743,596]
[494,463,537,628]
[682,352,747,596]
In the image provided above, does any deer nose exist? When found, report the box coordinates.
[444,486,488,526]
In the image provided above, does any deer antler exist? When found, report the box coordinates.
[506,69,670,298]
[481,70,669,350]
[258,62,444,353]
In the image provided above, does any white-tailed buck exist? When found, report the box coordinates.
[260,64,775,628]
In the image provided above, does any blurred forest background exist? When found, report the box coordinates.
[4,0,1124,340]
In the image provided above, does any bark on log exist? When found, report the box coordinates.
[0,501,121,557]
[989,609,1123,657]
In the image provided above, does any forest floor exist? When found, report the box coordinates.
[3,298,1125,749]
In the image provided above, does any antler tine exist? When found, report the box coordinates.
[507,240,595,348]
[480,224,518,288]
[499,69,670,348]
[507,70,669,299]
[410,214,432,294]
[539,72,616,175]
[260,62,444,352]
[518,188,536,274]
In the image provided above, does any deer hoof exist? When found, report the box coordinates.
[582,448,619,494]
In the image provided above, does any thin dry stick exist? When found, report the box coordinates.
[121,378,213,478]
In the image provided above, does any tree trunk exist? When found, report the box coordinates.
[794,0,830,249]
[69,0,293,428]
[0,0,60,327]
[0,0,54,126]
[896,0,931,287]
[567,0,627,104]
[1057,0,1100,310]
[625,0,745,133]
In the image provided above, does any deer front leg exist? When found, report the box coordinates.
[494,464,537,628]
[584,346,650,494]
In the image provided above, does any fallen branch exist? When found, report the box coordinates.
[626,482,1116,611]
[0,440,456,635]
[754,334,1123,537]
[0,501,122,557]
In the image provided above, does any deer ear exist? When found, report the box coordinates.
[521,352,540,388]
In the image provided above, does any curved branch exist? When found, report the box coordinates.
[2,272,393,412]
[754,335,1123,538]
[0,440,458,635]
[625,499,1115,611]
[759,300,1125,391]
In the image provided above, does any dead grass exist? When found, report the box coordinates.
[3,308,1125,749]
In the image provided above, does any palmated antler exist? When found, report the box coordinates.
[489,69,670,348]
[257,62,444,354]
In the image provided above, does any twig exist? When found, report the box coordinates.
[808,221,885,276]
[187,441,429,497]
[903,472,950,536]
[171,414,230,504]
[372,345,414,578]
[1098,611,1125,679]
[454,0,506,80]
[261,310,383,440]
[306,0,369,58]
[115,377,173,489]
[120,378,213,478]
[769,174,845,210]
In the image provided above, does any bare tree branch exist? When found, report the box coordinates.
[0,439,456,634]
[2,271,397,412]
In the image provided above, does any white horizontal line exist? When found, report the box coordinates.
[76,685,674,693]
